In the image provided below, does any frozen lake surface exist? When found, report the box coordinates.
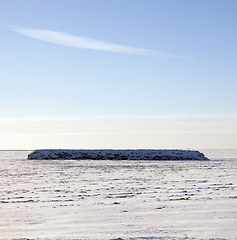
[0,150,237,240]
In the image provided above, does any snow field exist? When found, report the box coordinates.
[0,151,236,239]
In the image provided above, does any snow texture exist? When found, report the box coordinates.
[27,149,209,160]
[1,150,237,240]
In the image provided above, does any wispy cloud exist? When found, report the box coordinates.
[11,26,185,58]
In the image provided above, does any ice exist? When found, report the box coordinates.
[0,150,236,239]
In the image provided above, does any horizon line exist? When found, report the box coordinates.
[0,114,237,122]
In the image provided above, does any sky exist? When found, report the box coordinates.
[0,0,237,149]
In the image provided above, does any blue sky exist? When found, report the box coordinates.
[0,0,237,149]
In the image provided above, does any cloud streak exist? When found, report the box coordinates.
[12,26,185,58]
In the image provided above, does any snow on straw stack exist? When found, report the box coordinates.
[28,149,209,160]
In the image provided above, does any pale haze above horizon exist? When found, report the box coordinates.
[0,0,237,149]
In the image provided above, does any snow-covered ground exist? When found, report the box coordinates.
[0,150,237,240]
